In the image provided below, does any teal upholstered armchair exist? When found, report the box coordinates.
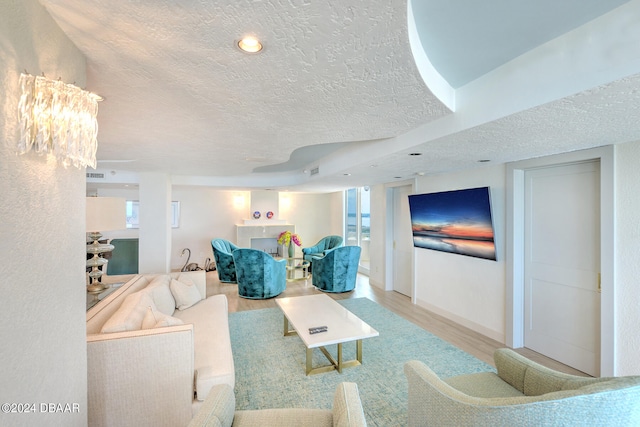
[211,239,239,283]
[232,248,286,299]
[404,348,640,427]
[311,246,361,293]
[302,235,343,263]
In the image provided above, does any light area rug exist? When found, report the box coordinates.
[228,297,494,426]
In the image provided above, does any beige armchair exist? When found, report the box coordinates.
[405,348,640,427]
[189,382,367,427]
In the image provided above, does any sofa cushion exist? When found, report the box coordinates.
[173,294,235,399]
[171,277,202,311]
[445,372,525,398]
[141,306,184,329]
[233,409,332,427]
[145,275,176,316]
[577,376,640,394]
[101,291,155,333]
[155,314,184,328]
[523,364,571,396]
[561,377,609,390]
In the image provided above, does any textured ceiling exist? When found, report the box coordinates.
[41,0,449,179]
[40,0,640,192]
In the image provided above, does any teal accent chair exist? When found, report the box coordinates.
[211,239,239,283]
[302,235,344,261]
[311,246,360,293]
[232,248,286,299]
[404,348,640,427]
[302,235,343,270]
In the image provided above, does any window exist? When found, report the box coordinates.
[126,201,180,228]
[345,187,370,274]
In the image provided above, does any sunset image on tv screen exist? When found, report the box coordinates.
[408,187,496,261]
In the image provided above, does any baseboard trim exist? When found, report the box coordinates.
[368,278,384,290]
[415,298,505,344]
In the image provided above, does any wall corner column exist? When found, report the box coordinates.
[138,173,172,273]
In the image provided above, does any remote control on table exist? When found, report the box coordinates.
[309,326,328,334]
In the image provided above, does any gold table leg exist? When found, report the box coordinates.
[282,315,365,375]
[284,316,298,336]
[305,340,364,376]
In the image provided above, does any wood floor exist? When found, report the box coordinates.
[206,271,588,376]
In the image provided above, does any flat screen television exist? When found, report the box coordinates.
[408,187,497,261]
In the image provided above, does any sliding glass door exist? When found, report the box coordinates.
[345,187,370,274]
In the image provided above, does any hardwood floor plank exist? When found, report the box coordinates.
[207,271,588,377]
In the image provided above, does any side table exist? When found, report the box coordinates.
[284,258,311,282]
[86,282,124,311]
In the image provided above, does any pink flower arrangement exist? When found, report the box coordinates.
[277,231,302,247]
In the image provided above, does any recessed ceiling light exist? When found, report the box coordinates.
[408,152,422,156]
[237,36,263,53]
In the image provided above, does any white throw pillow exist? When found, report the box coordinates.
[177,273,196,287]
[141,306,184,329]
[146,275,176,316]
[141,306,159,330]
[170,278,201,310]
[101,291,155,333]
[154,315,184,328]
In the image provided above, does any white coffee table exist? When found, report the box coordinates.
[275,294,379,375]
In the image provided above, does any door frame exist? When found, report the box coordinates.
[385,180,416,299]
[506,146,615,375]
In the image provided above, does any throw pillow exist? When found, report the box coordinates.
[146,275,176,316]
[101,291,155,333]
[154,315,184,328]
[141,306,159,330]
[170,278,201,310]
[141,305,184,329]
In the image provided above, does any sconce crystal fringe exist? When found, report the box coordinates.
[17,73,101,169]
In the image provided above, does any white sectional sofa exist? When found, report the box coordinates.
[86,270,235,427]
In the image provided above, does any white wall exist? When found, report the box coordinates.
[92,187,140,240]
[368,184,387,288]
[171,187,249,270]
[0,1,88,425]
[614,139,640,375]
[390,145,640,376]
[413,165,506,342]
[138,173,172,273]
[170,189,342,266]
[280,192,343,258]
[94,186,343,270]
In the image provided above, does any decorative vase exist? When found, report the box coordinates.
[288,242,295,258]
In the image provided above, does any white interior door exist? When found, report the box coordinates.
[524,160,601,376]
[392,185,413,297]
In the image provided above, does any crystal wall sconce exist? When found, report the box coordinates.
[17,73,102,169]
